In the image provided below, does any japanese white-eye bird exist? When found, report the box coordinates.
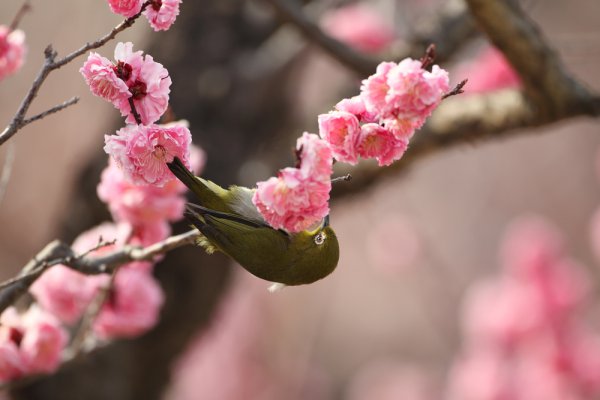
[167,157,340,286]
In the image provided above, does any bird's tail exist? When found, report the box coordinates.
[167,157,227,211]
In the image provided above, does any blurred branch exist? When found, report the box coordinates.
[0,2,150,147]
[0,229,200,314]
[9,0,31,31]
[263,0,378,75]
[263,0,477,75]
[464,0,600,119]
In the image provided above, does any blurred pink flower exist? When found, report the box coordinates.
[346,360,435,400]
[17,306,69,375]
[30,223,125,324]
[144,0,181,31]
[80,52,131,103]
[357,123,408,166]
[166,275,292,400]
[107,0,144,18]
[0,306,68,383]
[366,213,421,273]
[253,167,330,233]
[0,25,26,81]
[93,267,164,339]
[320,4,395,53]
[296,132,333,180]
[457,47,521,94]
[318,111,361,165]
[97,159,186,225]
[104,123,192,186]
[447,215,599,400]
[113,42,172,125]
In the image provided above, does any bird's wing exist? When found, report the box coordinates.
[226,185,266,225]
[186,205,290,258]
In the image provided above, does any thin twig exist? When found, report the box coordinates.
[0,141,16,206]
[128,97,143,125]
[0,2,150,147]
[331,174,352,184]
[9,1,31,31]
[0,229,200,314]
[21,97,80,126]
[442,79,468,100]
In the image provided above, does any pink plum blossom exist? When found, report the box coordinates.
[359,61,396,118]
[318,111,361,164]
[30,223,124,324]
[253,167,330,233]
[320,4,396,53]
[80,52,131,102]
[0,25,26,81]
[457,47,521,94]
[356,123,408,166]
[106,0,144,18]
[361,59,449,134]
[144,0,182,31]
[81,42,171,125]
[296,132,333,179]
[335,96,377,123]
[97,159,186,226]
[93,267,164,339]
[0,306,68,383]
[104,123,192,186]
[113,42,172,125]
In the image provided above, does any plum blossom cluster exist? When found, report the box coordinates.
[253,133,333,233]
[29,223,165,339]
[81,42,171,126]
[0,24,26,81]
[319,59,449,167]
[446,216,600,400]
[254,58,450,232]
[107,0,181,31]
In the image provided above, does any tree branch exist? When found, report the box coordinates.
[0,2,150,147]
[0,229,200,314]
[464,0,600,119]
[263,0,477,75]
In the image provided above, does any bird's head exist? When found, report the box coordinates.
[290,215,340,284]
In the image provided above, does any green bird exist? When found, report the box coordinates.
[167,157,340,286]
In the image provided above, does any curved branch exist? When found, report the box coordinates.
[0,230,200,314]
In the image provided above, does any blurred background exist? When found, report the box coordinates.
[1,0,600,399]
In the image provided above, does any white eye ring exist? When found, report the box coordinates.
[314,232,325,245]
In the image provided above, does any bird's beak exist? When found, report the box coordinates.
[323,215,330,228]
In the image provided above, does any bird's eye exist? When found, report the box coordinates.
[314,232,325,245]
